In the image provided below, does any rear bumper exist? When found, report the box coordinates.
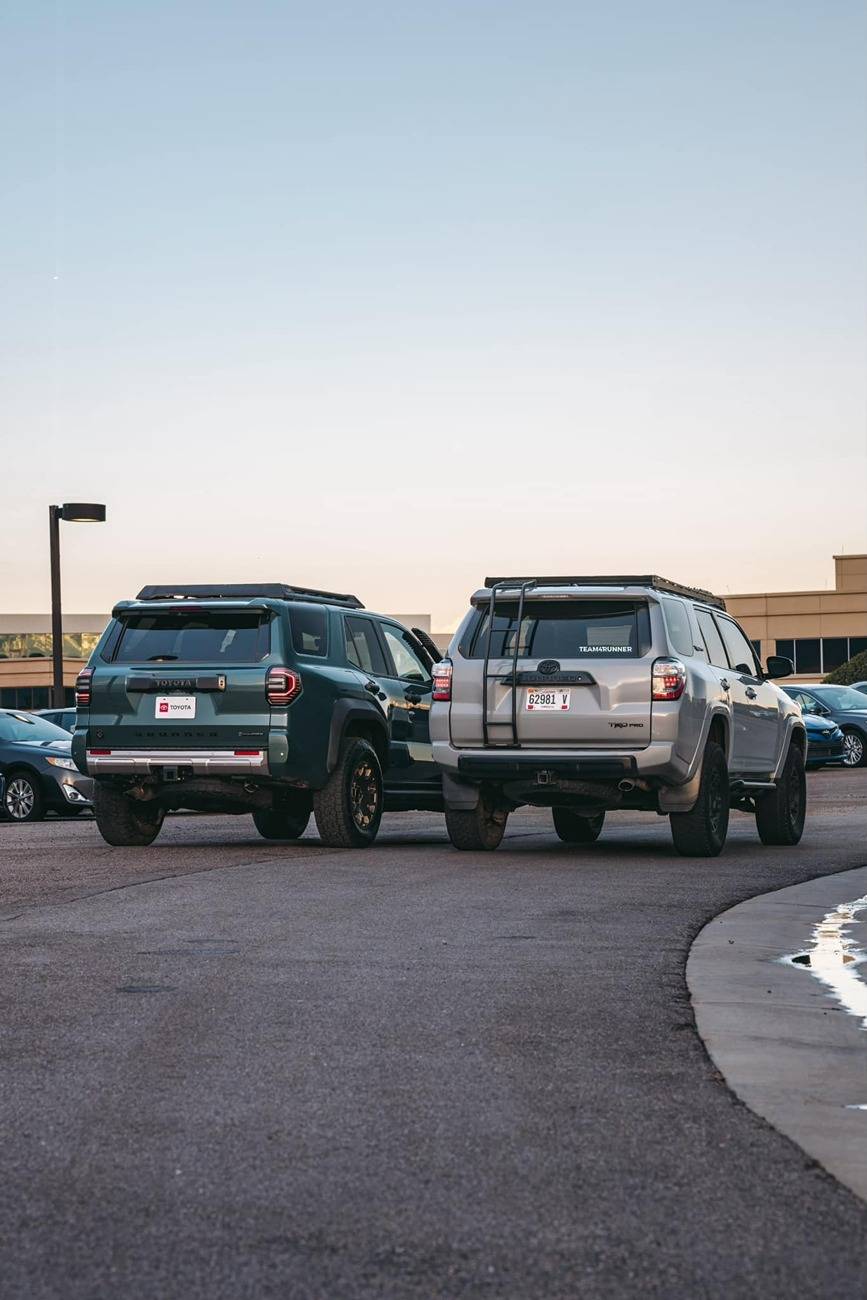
[84,749,268,776]
[434,738,690,785]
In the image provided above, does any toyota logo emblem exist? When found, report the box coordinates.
[537,659,560,675]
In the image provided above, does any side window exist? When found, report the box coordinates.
[290,607,328,657]
[343,617,388,675]
[695,609,729,669]
[660,598,694,658]
[380,625,431,684]
[792,691,822,716]
[717,618,760,676]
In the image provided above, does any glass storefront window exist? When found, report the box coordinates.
[0,633,100,661]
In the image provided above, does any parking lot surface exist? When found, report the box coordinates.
[2,771,866,1298]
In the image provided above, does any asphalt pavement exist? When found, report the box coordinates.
[2,771,866,1299]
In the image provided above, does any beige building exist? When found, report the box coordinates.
[726,554,867,682]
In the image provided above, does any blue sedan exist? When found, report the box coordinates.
[0,709,94,822]
[802,712,845,769]
[783,685,867,769]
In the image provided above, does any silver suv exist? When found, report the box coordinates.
[430,575,806,857]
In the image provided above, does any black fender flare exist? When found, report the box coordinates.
[326,699,389,774]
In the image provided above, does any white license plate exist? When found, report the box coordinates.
[525,688,571,712]
[155,695,196,719]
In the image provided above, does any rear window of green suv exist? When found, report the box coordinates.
[112,610,271,663]
[466,600,651,658]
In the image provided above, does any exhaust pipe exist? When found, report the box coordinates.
[618,779,636,792]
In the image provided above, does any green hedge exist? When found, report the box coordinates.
[824,648,867,686]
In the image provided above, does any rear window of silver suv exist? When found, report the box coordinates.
[465,600,651,659]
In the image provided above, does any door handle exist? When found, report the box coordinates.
[364,680,380,695]
[745,687,757,700]
[405,691,423,705]
[720,678,730,692]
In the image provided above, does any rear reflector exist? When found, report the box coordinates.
[432,659,453,702]
[88,748,112,755]
[266,667,302,706]
[75,667,93,707]
[234,749,261,756]
[652,658,687,701]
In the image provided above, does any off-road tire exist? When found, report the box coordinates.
[552,807,605,844]
[841,728,866,768]
[252,796,311,841]
[93,782,165,847]
[3,770,45,823]
[669,741,729,858]
[445,795,507,851]
[313,738,383,848]
[756,743,807,846]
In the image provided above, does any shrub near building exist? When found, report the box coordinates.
[824,648,867,687]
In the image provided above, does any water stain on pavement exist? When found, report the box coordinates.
[782,893,867,1031]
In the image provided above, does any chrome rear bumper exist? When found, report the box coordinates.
[86,749,267,776]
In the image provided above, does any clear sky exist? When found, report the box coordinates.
[2,1,865,628]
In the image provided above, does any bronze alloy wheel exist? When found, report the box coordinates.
[350,757,380,830]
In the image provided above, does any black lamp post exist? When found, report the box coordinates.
[49,503,106,707]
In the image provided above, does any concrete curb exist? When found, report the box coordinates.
[688,865,867,1202]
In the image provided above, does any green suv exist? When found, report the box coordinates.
[73,584,442,848]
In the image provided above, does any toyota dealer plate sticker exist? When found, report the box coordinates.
[155,695,196,719]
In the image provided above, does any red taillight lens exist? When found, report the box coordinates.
[266,667,302,706]
[75,667,93,707]
[432,659,453,702]
[652,657,687,701]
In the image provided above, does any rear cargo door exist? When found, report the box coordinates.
[89,605,274,750]
[454,598,653,749]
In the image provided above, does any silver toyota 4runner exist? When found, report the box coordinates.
[430,575,806,857]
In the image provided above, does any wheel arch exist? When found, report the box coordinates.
[326,700,389,774]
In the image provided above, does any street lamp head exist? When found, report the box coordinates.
[60,502,106,523]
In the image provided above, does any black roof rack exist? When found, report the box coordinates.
[481,575,725,611]
[135,584,364,609]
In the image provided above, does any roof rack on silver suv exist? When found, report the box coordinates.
[134,584,364,609]
[481,575,725,611]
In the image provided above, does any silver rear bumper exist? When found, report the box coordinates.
[86,749,267,776]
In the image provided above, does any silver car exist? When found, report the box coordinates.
[430,575,806,857]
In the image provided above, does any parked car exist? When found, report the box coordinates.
[0,709,94,821]
[850,681,867,696]
[32,707,76,733]
[73,583,442,848]
[782,685,867,768]
[802,712,846,769]
[430,574,806,857]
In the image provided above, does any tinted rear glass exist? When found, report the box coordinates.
[113,611,271,663]
[468,601,651,659]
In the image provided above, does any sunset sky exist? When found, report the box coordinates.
[2,1,865,628]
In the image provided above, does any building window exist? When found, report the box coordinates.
[0,632,100,660]
[772,636,867,674]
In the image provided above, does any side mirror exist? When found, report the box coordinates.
[765,655,794,679]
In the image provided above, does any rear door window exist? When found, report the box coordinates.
[695,609,729,669]
[344,616,388,675]
[469,601,651,659]
[113,611,271,663]
[379,624,431,683]
[717,617,760,676]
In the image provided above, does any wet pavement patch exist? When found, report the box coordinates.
[781,893,867,1030]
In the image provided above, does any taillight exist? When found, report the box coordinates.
[266,667,302,706]
[432,659,453,702]
[75,667,93,707]
[652,657,687,701]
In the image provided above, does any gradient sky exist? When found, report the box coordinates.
[2,0,865,628]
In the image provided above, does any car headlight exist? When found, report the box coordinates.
[46,756,78,771]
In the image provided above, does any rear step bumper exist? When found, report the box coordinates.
[86,749,267,776]
[457,755,637,781]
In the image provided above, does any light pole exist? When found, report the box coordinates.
[49,503,106,707]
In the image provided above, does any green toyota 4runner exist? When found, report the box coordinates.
[73,584,443,848]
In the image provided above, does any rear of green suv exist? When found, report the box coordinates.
[73,584,441,847]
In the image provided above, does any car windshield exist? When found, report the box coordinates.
[812,686,867,711]
[0,712,70,743]
[113,610,271,663]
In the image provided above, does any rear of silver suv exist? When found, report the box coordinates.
[430,576,806,857]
